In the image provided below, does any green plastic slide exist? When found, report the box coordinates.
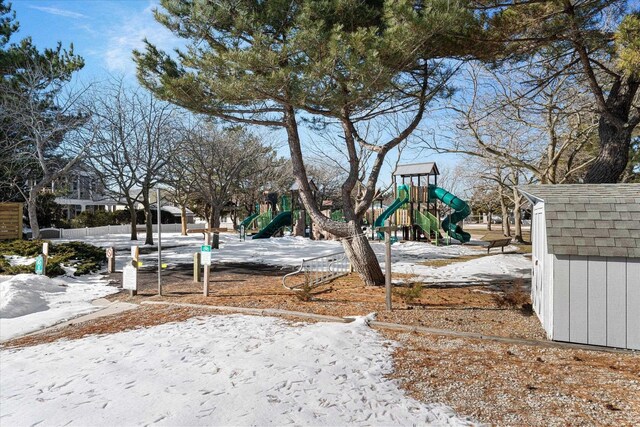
[428,186,471,243]
[374,184,410,239]
[252,211,292,239]
[239,212,259,230]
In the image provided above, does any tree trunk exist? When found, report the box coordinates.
[209,204,221,249]
[282,106,381,286]
[128,201,138,241]
[27,185,42,240]
[513,189,524,243]
[498,187,511,237]
[180,205,188,236]
[294,210,305,236]
[487,210,492,231]
[502,211,511,237]
[583,121,632,183]
[341,222,385,286]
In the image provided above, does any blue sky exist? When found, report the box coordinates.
[11,0,183,83]
[10,0,461,191]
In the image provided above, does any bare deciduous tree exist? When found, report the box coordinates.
[1,60,92,239]
[89,81,181,243]
[176,123,281,248]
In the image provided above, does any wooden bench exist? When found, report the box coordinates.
[484,238,512,253]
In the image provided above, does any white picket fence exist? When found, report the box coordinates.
[55,223,185,239]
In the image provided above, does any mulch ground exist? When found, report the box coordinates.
[3,262,639,426]
[386,330,640,426]
[101,262,547,340]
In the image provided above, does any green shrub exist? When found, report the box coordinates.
[0,239,44,257]
[0,240,105,277]
[70,210,120,228]
[394,282,423,305]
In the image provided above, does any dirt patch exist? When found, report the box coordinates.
[2,305,212,348]
[99,264,545,341]
[1,304,317,349]
[384,330,640,426]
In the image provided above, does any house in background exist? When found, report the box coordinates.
[148,205,195,224]
[52,167,117,219]
[518,184,640,351]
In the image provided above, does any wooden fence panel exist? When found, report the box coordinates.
[0,203,23,240]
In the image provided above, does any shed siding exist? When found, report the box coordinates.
[626,259,640,350]
[587,257,607,346]
[544,220,555,336]
[553,255,639,350]
[531,205,543,328]
[553,257,570,341]
[569,256,588,343]
[606,257,627,348]
[532,203,554,338]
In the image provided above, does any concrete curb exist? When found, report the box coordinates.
[140,301,635,355]
[141,301,355,324]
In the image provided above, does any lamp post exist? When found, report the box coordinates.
[372,194,384,240]
[156,188,162,296]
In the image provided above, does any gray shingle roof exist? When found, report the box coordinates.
[518,184,640,258]
[393,162,439,177]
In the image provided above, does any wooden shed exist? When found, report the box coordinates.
[518,184,640,350]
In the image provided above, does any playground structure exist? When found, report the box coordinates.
[239,181,318,239]
[373,162,471,243]
[238,163,470,244]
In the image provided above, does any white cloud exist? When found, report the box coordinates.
[29,5,87,19]
[102,2,183,76]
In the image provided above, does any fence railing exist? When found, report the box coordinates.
[53,223,186,239]
[282,251,351,291]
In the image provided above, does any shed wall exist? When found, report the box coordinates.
[532,203,554,337]
[552,255,640,350]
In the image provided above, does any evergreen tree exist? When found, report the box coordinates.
[134,0,484,285]
[0,0,86,238]
[481,0,640,183]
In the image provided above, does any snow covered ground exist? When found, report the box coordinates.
[3,255,36,267]
[0,233,526,425]
[0,314,474,426]
[59,232,531,283]
[413,253,531,283]
[0,274,118,341]
[1,232,529,341]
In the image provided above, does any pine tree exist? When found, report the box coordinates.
[0,0,86,238]
[134,0,484,285]
[482,0,640,183]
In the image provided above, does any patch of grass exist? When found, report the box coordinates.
[513,243,532,254]
[420,254,488,268]
[0,240,105,277]
[494,279,533,315]
[394,282,423,305]
[294,271,315,302]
